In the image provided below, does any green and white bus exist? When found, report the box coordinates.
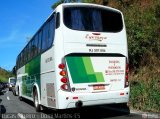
[16,3,130,111]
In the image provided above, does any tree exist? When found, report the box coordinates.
[51,0,64,9]
[51,0,109,9]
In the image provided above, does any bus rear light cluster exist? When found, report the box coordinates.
[61,84,69,90]
[58,63,65,69]
[60,70,66,76]
[125,63,129,88]
[58,63,70,91]
[61,77,68,83]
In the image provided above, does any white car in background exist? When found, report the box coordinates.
[8,77,16,91]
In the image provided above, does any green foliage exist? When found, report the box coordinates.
[129,62,160,112]
[130,78,160,112]
[52,0,64,9]
[0,67,13,82]
[121,1,160,69]
[52,0,109,8]
[82,0,95,3]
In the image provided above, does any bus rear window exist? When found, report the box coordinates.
[63,6,123,32]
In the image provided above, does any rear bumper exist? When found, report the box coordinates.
[57,87,130,109]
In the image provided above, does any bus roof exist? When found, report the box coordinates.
[60,3,122,14]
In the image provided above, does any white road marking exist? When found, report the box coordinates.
[18,113,26,119]
[7,96,10,100]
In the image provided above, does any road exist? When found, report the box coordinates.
[0,89,142,119]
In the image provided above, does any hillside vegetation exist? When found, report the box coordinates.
[53,0,160,112]
[108,0,160,112]
[0,67,13,82]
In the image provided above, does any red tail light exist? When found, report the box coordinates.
[61,84,69,90]
[60,70,66,76]
[58,63,65,69]
[125,63,129,87]
[59,62,70,91]
[126,64,129,73]
[61,77,68,83]
[73,97,78,100]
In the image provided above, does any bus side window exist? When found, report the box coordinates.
[22,52,24,66]
[26,44,29,63]
[20,53,22,67]
[33,35,38,57]
[56,12,60,29]
[38,30,42,53]
[23,48,26,64]
[48,16,55,48]
[42,23,49,52]
[28,42,32,61]
[31,39,35,58]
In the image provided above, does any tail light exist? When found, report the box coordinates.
[125,63,129,88]
[60,70,66,76]
[58,63,65,69]
[58,63,70,91]
[61,77,68,83]
[61,84,69,90]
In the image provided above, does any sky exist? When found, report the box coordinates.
[0,0,56,70]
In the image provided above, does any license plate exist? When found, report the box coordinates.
[93,85,105,90]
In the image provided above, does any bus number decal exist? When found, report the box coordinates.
[89,49,106,53]
[45,57,53,63]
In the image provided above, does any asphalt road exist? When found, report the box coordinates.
[0,89,142,119]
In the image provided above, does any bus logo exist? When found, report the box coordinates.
[85,33,107,41]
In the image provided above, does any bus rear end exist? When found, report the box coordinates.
[57,3,129,109]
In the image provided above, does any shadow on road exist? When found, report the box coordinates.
[41,104,130,119]
[0,98,6,115]
[21,98,34,107]
[0,105,6,114]
[0,90,7,95]
[21,97,131,118]
[0,92,4,96]
[0,101,7,119]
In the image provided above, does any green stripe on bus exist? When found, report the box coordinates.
[65,57,76,83]
[82,57,94,74]
[73,57,89,83]
[24,56,41,97]
[66,57,88,83]
[66,56,105,84]
[88,74,97,82]
[95,73,105,82]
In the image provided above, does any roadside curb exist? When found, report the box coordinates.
[131,110,160,118]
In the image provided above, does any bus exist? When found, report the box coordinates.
[15,3,130,112]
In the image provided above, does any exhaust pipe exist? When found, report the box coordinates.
[75,101,83,108]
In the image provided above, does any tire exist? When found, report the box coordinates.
[117,103,130,115]
[17,87,19,96]
[18,88,23,101]
[12,87,16,96]
[19,96,23,101]
[33,89,41,112]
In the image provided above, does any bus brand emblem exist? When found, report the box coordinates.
[85,34,107,41]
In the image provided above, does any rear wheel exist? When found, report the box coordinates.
[19,96,23,101]
[33,89,41,112]
[17,87,19,96]
[13,90,16,96]
[116,103,130,114]
[18,87,23,101]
